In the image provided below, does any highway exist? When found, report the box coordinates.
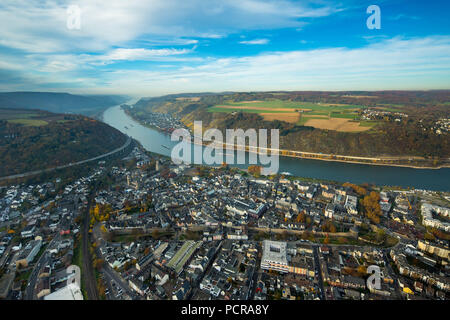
[0,136,131,182]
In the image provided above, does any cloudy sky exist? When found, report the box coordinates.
[0,0,449,96]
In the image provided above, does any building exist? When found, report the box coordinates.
[260,240,289,273]
[345,195,358,215]
[417,240,449,261]
[421,203,450,232]
[21,225,36,238]
[44,283,83,300]
[16,240,42,268]
[166,241,202,275]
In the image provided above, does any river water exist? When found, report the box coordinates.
[102,104,450,191]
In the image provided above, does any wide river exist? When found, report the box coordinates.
[103,104,450,191]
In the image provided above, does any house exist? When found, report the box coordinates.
[344,195,358,215]
[21,225,36,238]
[36,277,51,299]
[172,280,191,300]
[16,240,42,268]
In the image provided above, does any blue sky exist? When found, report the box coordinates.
[0,0,449,96]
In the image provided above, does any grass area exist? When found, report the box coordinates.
[209,99,362,113]
[330,112,360,120]
[297,116,326,126]
[0,112,39,120]
[16,269,32,282]
[208,106,294,114]
[375,104,405,112]
[72,235,88,300]
[7,119,48,126]
[208,99,376,132]
[359,120,379,127]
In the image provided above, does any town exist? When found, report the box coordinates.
[0,143,448,301]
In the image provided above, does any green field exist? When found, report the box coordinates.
[7,119,48,126]
[0,110,39,120]
[358,120,379,127]
[297,116,327,126]
[206,99,384,132]
[208,99,363,115]
[1,108,50,126]
[208,106,294,114]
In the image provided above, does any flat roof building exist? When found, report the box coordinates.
[44,283,83,300]
[261,240,289,273]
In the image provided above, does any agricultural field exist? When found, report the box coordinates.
[0,109,39,120]
[301,118,371,132]
[208,99,375,132]
[7,118,48,126]
[0,108,68,126]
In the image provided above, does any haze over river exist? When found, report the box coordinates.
[103,104,450,191]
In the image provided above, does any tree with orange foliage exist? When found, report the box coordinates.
[248,165,262,177]
[361,191,382,224]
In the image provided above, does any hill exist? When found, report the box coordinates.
[0,92,128,116]
[0,108,128,177]
[127,91,450,167]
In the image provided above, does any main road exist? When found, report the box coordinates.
[24,234,60,300]
[0,136,132,182]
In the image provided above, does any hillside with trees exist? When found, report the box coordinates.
[127,91,450,167]
[0,108,127,177]
[0,92,128,116]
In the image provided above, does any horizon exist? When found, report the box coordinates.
[0,0,449,96]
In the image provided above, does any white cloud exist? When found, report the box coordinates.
[93,47,195,65]
[0,0,336,53]
[78,36,450,95]
[240,39,270,45]
[3,36,450,94]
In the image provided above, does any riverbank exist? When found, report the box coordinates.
[102,105,450,191]
[123,107,449,170]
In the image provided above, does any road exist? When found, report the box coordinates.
[24,234,60,300]
[92,223,137,300]
[313,246,325,300]
[0,136,131,182]
[81,195,99,300]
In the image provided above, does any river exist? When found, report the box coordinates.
[102,104,450,191]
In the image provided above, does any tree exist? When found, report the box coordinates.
[94,259,104,271]
[297,212,306,223]
[361,191,382,224]
[152,229,160,239]
[248,165,262,177]
[376,228,386,242]
[357,265,367,277]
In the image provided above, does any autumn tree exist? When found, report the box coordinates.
[361,191,382,224]
[248,165,262,177]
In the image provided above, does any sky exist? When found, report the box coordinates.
[0,0,449,96]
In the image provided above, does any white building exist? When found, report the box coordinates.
[260,240,289,273]
[44,283,83,300]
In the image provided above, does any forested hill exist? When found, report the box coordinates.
[0,108,127,177]
[0,92,128,116]
[129,91,450,165]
